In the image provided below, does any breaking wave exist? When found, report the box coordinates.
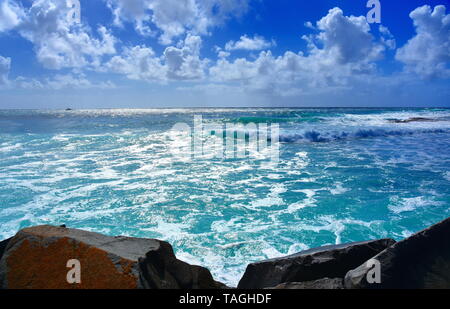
[279,128,449,143]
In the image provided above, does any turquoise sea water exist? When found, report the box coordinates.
[0,108,449,286]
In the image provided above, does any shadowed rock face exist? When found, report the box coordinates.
[0,225,223,289]
[0,238,11,262]
[238,239,396,289]
[269,278,344,289]
[138,240,226,289]
[345,217,450,289]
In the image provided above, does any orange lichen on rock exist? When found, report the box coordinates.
[5,236,139,289]
[0,225,225,290]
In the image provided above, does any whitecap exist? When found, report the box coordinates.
[287,189,317,213]
[444,172,450,181]
[388,196,443,214]
[329,182,349,195]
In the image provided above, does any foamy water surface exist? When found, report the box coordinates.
[0,108,449,286]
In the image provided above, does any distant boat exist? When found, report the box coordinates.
[65,108,73,111]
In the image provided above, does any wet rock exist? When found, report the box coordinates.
[269,278,344,289]
[238,239,395,289]
[0,225,223,289]
[345,217,450,289]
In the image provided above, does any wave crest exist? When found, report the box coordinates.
[280,128,448,143]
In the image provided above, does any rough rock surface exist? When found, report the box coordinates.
[238,239,395,289]
[389,117,437,123]
[0,238,11,262]
[138,239,226,289]
[345,217,450,289]
[269,278,344,289]
[0,225,223,289]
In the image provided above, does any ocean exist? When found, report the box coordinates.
[0,108,449,286]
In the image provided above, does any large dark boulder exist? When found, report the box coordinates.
[238,238,395,289]
[269,278,343,289]
[0,225,223,289]
[0,237,11,262]
[138,240,226,289]
[345,217,450,289]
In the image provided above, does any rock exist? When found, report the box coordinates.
[138,240,226,289]
[0,225,223,289]
[389,117,437,123]
[0,237,11,262]
[238,239,395,289]
[345,217,450,289]
[269,278,343,289]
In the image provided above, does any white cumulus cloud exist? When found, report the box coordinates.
[396,5,450,79]
[1,0,116,70]
[164,34,207,80]
[225,35,275,51]
[210,7,387,96]
[107,45,166,81]
[106,0,251,44]
[0,0,24,32]
[106,34,207,81]
[310,7,385,65]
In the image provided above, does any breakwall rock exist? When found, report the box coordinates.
[0,225,224,289]
[269,278,344,289]
[1,217,449,289]
[238,239,395,289]
[345,217,450,289]
[0,237,11,262]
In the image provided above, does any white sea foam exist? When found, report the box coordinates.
[444,172,450,181]
[400,230,414,238]
[329,182,349,195]
[0,143,22,152]
[287,243,310,255]
[1,108,450,288]
[294,216,383,245]
[248,184,286,209]
[287,189,317,213]
[334,110,450,129]
[388,196,443,214]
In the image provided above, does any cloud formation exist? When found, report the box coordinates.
[312,7,385,65]
[107,45,165,82]
[209,7,387,96]
[22,0,116,70]
[106,34,206,81]
[0,1,448,99]
[0,0,116,70]
[225,35,275,51]
[396,5,450,79]
[106,0,251,44]
[0,0,23,32]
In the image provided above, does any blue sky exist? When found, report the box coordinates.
[0,0,449,108]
